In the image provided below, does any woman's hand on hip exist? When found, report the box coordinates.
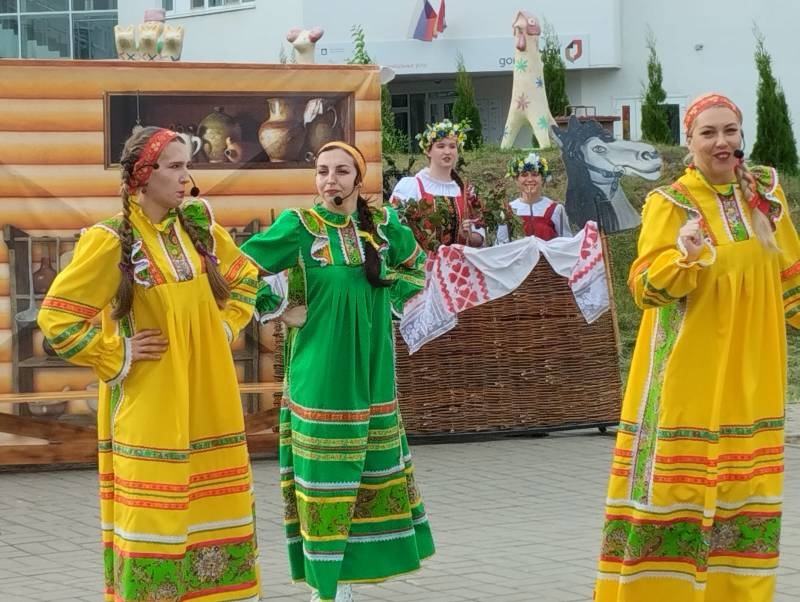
[281,305,307,328]
[130,329,168,362]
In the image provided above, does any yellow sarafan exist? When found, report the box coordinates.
[38,198,261,602]
[595,166,800,602]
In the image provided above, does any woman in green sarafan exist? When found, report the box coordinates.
[242,141,434,602]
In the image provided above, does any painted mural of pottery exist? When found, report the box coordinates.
[303,98,343,157]
[258,98,306,162]
[199,106,242,163]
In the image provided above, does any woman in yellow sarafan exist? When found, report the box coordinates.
[595,94,800,601]
[37,127,260,601]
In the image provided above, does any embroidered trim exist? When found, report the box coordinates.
[339,221,365,266]
[640,271,680,307]
[254,272,289,324]
[161,224,194,281]
[180,197,217,256]
[629,301,686,503]
[58,327,101,359]
[374,206,392,253]
[750,165,784,224]
[714,188,751,242]
[93,222,122,240]
[309,206,352,228]
[130,240,152,288]
[292,208,333,266]
[40,296,98,319]
[782,260,800,282]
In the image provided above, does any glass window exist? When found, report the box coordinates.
[161,0,173,11]
[72,11,114,58]
[21,13,69,57]
[201,0,254,7]
[21,0,68,12]
[72,0,116,10]
[0,16,19,57]
[409,93,426,151]
[391,94,408,109]
[0,1,17,15]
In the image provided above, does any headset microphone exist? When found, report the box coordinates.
[733,149,745,159]
[188,173,200,197]
[332,185,358,206]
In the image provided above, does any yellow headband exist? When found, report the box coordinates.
[317,141,367,181]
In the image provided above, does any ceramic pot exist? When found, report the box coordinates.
[199,107,242,163]
[32,245,56,294]
[258,98,306,162]
[304,99,343,156]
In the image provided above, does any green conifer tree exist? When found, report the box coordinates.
[640,29,673,144]
[452,53,483,150]
[750,28,798,175]
[541,21,570,117]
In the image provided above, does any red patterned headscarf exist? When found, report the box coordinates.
[684,93,742,136]
[128,128,179,192]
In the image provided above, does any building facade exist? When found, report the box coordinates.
[110,0,799,149]
[0,0,118,59]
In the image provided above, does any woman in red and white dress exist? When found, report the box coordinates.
[498,152,571,243]
[390,119,485,249]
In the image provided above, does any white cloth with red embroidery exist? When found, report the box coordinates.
[399,221,609,353]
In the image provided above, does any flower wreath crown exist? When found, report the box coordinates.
[505,152,551,180]
[416,118,470,152]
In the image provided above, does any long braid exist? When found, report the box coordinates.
[733,161,779,253]
[176,208,231,306]
[112,187,135,319]
[356,196,391,288]
[111,126,164,318]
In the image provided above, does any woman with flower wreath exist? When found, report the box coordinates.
[242,141,434,602]
[595,93,800,601]
[37,127,261,601]
[499,152,571,242]
[390,119,485,251]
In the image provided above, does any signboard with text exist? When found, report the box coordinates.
[317,34,604,76]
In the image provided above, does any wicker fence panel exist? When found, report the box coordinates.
[394,261,622,436]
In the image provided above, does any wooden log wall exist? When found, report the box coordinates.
[0,59,381,401]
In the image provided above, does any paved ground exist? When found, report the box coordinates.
[2,409,800,601]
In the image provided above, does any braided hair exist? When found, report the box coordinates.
[356,190,391,288]
[113,127,229,319]
[733,161,779,253]
[176,208,231,305]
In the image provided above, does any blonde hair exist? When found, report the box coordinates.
[733,161,779,253]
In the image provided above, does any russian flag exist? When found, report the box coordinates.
[412,0,438,42]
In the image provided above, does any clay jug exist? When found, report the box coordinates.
[32,244,57,294]
[258,98,306,162]
[304,98,343,156]
[199,107,241,163]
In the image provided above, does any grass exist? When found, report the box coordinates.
[385,144,800,402]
